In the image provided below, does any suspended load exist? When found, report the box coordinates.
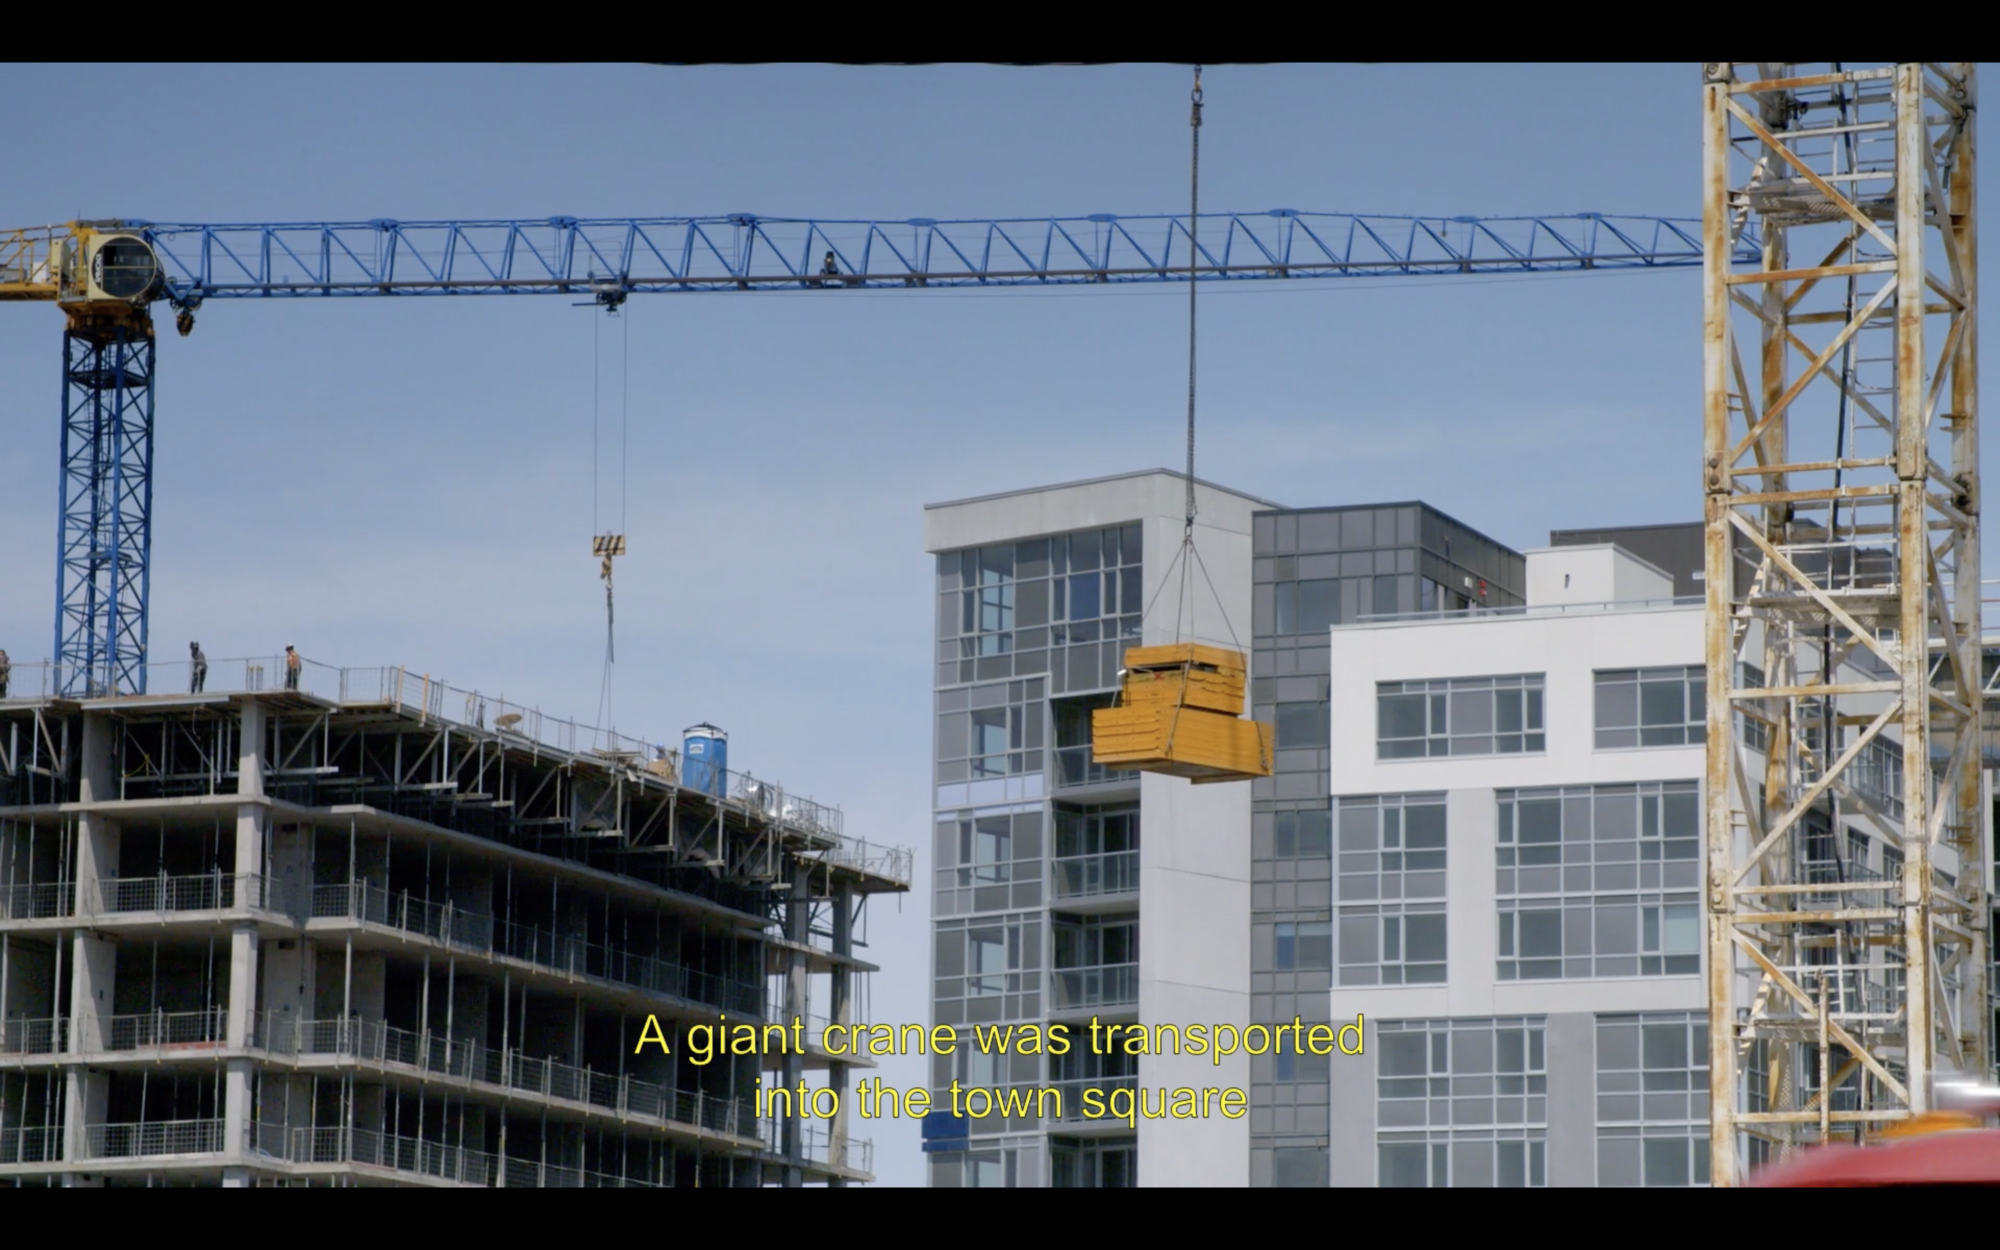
[1090,644,1272,783]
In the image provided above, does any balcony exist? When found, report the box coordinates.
[311,880,762,1015]
[0,1125,61,1165]
[278,1124,664,1186]
[95,872,285,919]
[102,1008,228,1053]
[1051,963,1138,1012]
[84,1118,226,1160]
[760,1121,874,1175]
[0,1016,66,1057]
[1052,851,1138,901]
[256,1014,758,1140]
[1053,746,1137,790]
[1047,1075,1137,1121]
[0,881,72,922]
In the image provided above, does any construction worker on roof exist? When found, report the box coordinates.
[0,649,10,699]
[285,645,301,691]
[190,642,207,693]
[821,250,839,277]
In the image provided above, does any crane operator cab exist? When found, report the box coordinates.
[54,226,165,334]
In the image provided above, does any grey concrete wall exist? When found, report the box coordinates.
[1546,1011,1596,1187]
[1326,1027,1375,1186]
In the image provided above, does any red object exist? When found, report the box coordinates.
[1747,1129,2000,1186]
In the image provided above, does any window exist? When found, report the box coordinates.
[1053,805,1138,899]
[1335,795,1447,986]
[937,524,1140,691]
[1496,783,1700,980]
[1272,1146,1329,1187]
[1273,920,1332,971]
[1737,662,1770,753]
[1272,1047,1332,1083]
[935,680,1044,784]
[1596,1013,1711,1187]
[1848,732,1904,819]
[1052,1138,1134,1188]
[1273,808,1332,859]
[1276,702,1329,749]
[1378,674,1544,759]
[933,913,1041,1025]
[1595,666,1705,748]
[1274,579,1340,635]
[1377,1017,1547,1188]
[934,808,1043,918]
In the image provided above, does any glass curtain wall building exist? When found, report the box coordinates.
[924,470,1272,1187]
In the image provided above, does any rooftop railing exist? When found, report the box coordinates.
[3,655,919,888]
[310,879,763,1014]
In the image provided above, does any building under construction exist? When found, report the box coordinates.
[0,657,909,1186]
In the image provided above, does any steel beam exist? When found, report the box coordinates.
[1704,61,1983,1185]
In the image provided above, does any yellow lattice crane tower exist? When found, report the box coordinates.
[1702,62,1985,1185]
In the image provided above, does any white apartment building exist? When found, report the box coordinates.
[1322,542,1910,1187]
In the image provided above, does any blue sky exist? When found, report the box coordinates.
[1,63,1990,1185]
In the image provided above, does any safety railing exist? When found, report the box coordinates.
[1047,1076,1137,1120]
[1053,745,1137,789]
[0,880,72,921]
[761,1120,873,1175]
[1052,851,1140,899]
[3,653,913,872]
[84,1118,227,1159]
[1051,963,1139,1011]
[1774,541,1898,594]
[255,1013,756,1140]
[1352,595,1707,627]
[309,879,761,1014]
[0,1125,62,1165]
[0,1016,66,1056]
[101,1007,229,1053]
[96,871,283,917]
[814,837,913,887]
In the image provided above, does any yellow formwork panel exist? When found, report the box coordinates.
[1090,703,1272,783]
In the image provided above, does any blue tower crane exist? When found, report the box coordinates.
[0,209,1750,696]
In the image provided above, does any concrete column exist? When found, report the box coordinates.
[827,880,854,1188]
[225,705,265,1164]
[781,864,808,1187]
[63,714,120,1168]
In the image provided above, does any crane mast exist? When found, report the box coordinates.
[1702,62,1983,1183]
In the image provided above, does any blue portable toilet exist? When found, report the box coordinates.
[682,723,728,797]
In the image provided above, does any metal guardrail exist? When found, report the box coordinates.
[84,1118,226,1159]
[310,880,763,1014]
[1052,851,1139,899]
[0,881,72,921]
[1353,595,1707,627]
[1054,744,1137,788]
[0,1125,61,1165]
[0,1016,65,1056]
[257,1013,756,1140]
[760,1120,873,1174]
[103,1008,228,1052]
[1047,1076,1137,1120]
[1051,963,1139,1010]
[96,872,283,917]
